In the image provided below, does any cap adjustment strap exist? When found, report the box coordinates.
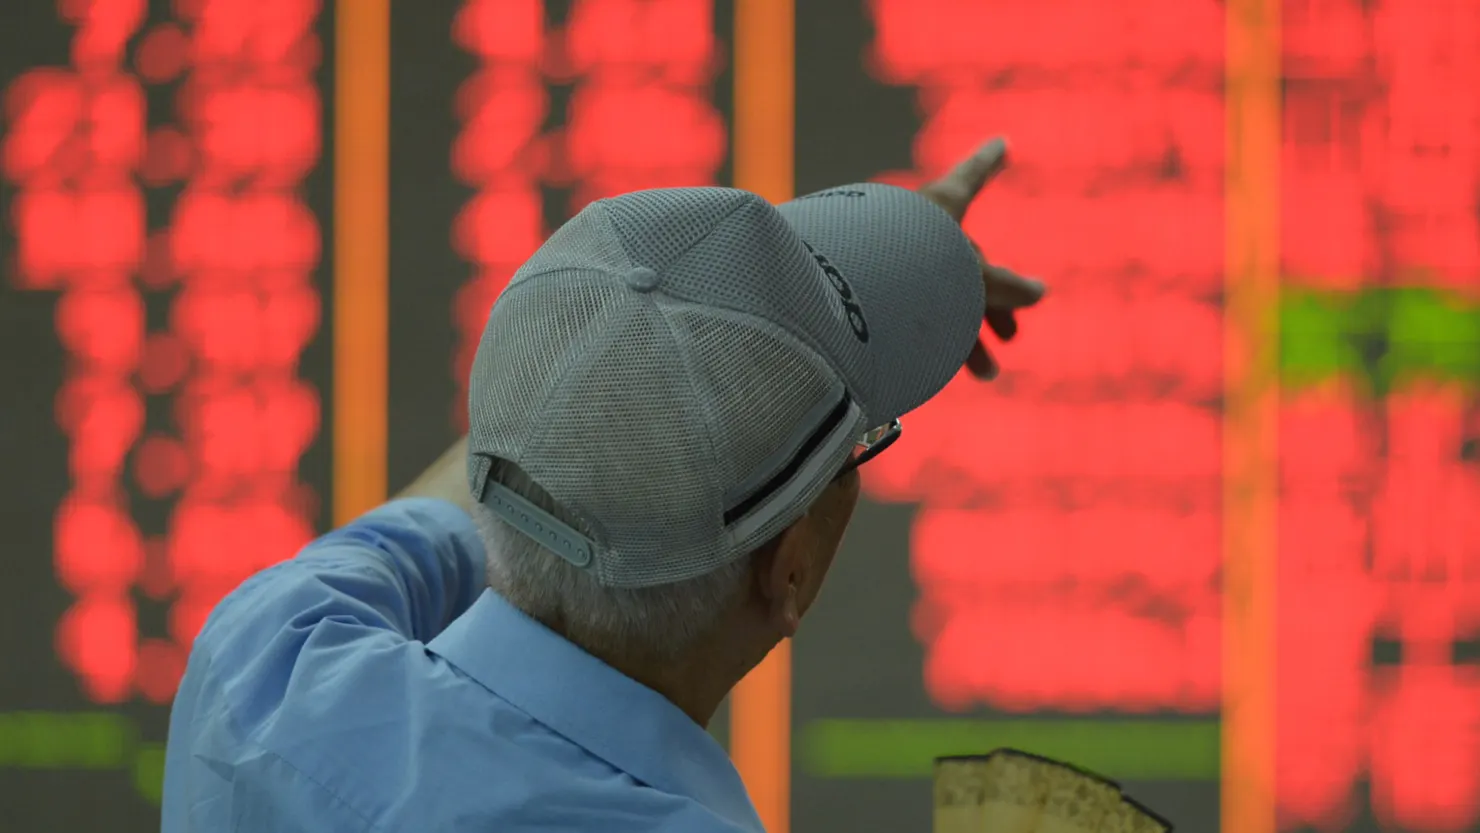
[481,479,596,568]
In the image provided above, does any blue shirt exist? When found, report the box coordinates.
[161,498,762,833]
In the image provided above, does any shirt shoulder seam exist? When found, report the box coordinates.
[191,644,387,833]
[241,738,386,833]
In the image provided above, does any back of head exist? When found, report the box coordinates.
[465,183,983,664]
[475,458,752,664]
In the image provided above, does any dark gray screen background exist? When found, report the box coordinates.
[0,2,1389,832]
[0,1,335,830]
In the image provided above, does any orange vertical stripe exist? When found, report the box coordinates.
[732,643,791,833]
[1223,1,1280,833]
[333,0,390,525]
[734,0,794,204]
[730,1,795,831]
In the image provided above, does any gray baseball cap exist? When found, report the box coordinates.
[467,183,984,588]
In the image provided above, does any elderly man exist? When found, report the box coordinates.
[161,137,1045,832]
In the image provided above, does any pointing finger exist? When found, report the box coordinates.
[984,263,1046,309]
[966,340,999,380]
[985,308,1018,341]
[923,137,1009,220]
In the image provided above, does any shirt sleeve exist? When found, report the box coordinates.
[199,497,487,652]
[163,499,486,831]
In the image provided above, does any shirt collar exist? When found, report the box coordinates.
[427,589,761,830]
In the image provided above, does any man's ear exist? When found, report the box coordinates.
[751,521,810,639]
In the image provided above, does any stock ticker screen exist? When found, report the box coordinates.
[1,1,331,830]
[3,2,1480,833]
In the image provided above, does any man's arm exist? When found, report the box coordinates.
[207,429,485,645]
[164,474,487,829]
[187,439,488,676]
[396,435,477,515]
[199,497,486,658]
[168,432,483,723]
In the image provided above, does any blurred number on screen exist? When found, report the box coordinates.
[1279,2,1480,830]
[448,0,723,428]
[4,0,323,705]
[854,1,1480,831]
[861,0,1225,715]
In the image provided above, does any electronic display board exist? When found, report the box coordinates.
[1,1,333,829]
[3,2,1480,832]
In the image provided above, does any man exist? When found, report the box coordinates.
[161,137,1045,832]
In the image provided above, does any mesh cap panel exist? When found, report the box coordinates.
[512,195,634,282]
[509,296,844,587]
[469,184,986,588]
[776,184,984,423]
[469,276,632,473]
[604,192,862,403]
[518,298,720,586]
[597,188,759,271]
[666,306,839,513]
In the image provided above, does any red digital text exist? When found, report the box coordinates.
[5,0,323,705]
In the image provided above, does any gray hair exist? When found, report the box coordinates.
[472,458,754,663]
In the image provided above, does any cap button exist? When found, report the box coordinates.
[623,266,661,292]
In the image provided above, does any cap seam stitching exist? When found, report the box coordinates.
[497,265,619,300]
[646,276,852,396]
[656,306,727,544]
[596,194,755,272]
[599,194,849,389]
[517,296,626,457]
[508,296,632,551]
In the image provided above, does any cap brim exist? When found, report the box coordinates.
[776,183,985,427]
